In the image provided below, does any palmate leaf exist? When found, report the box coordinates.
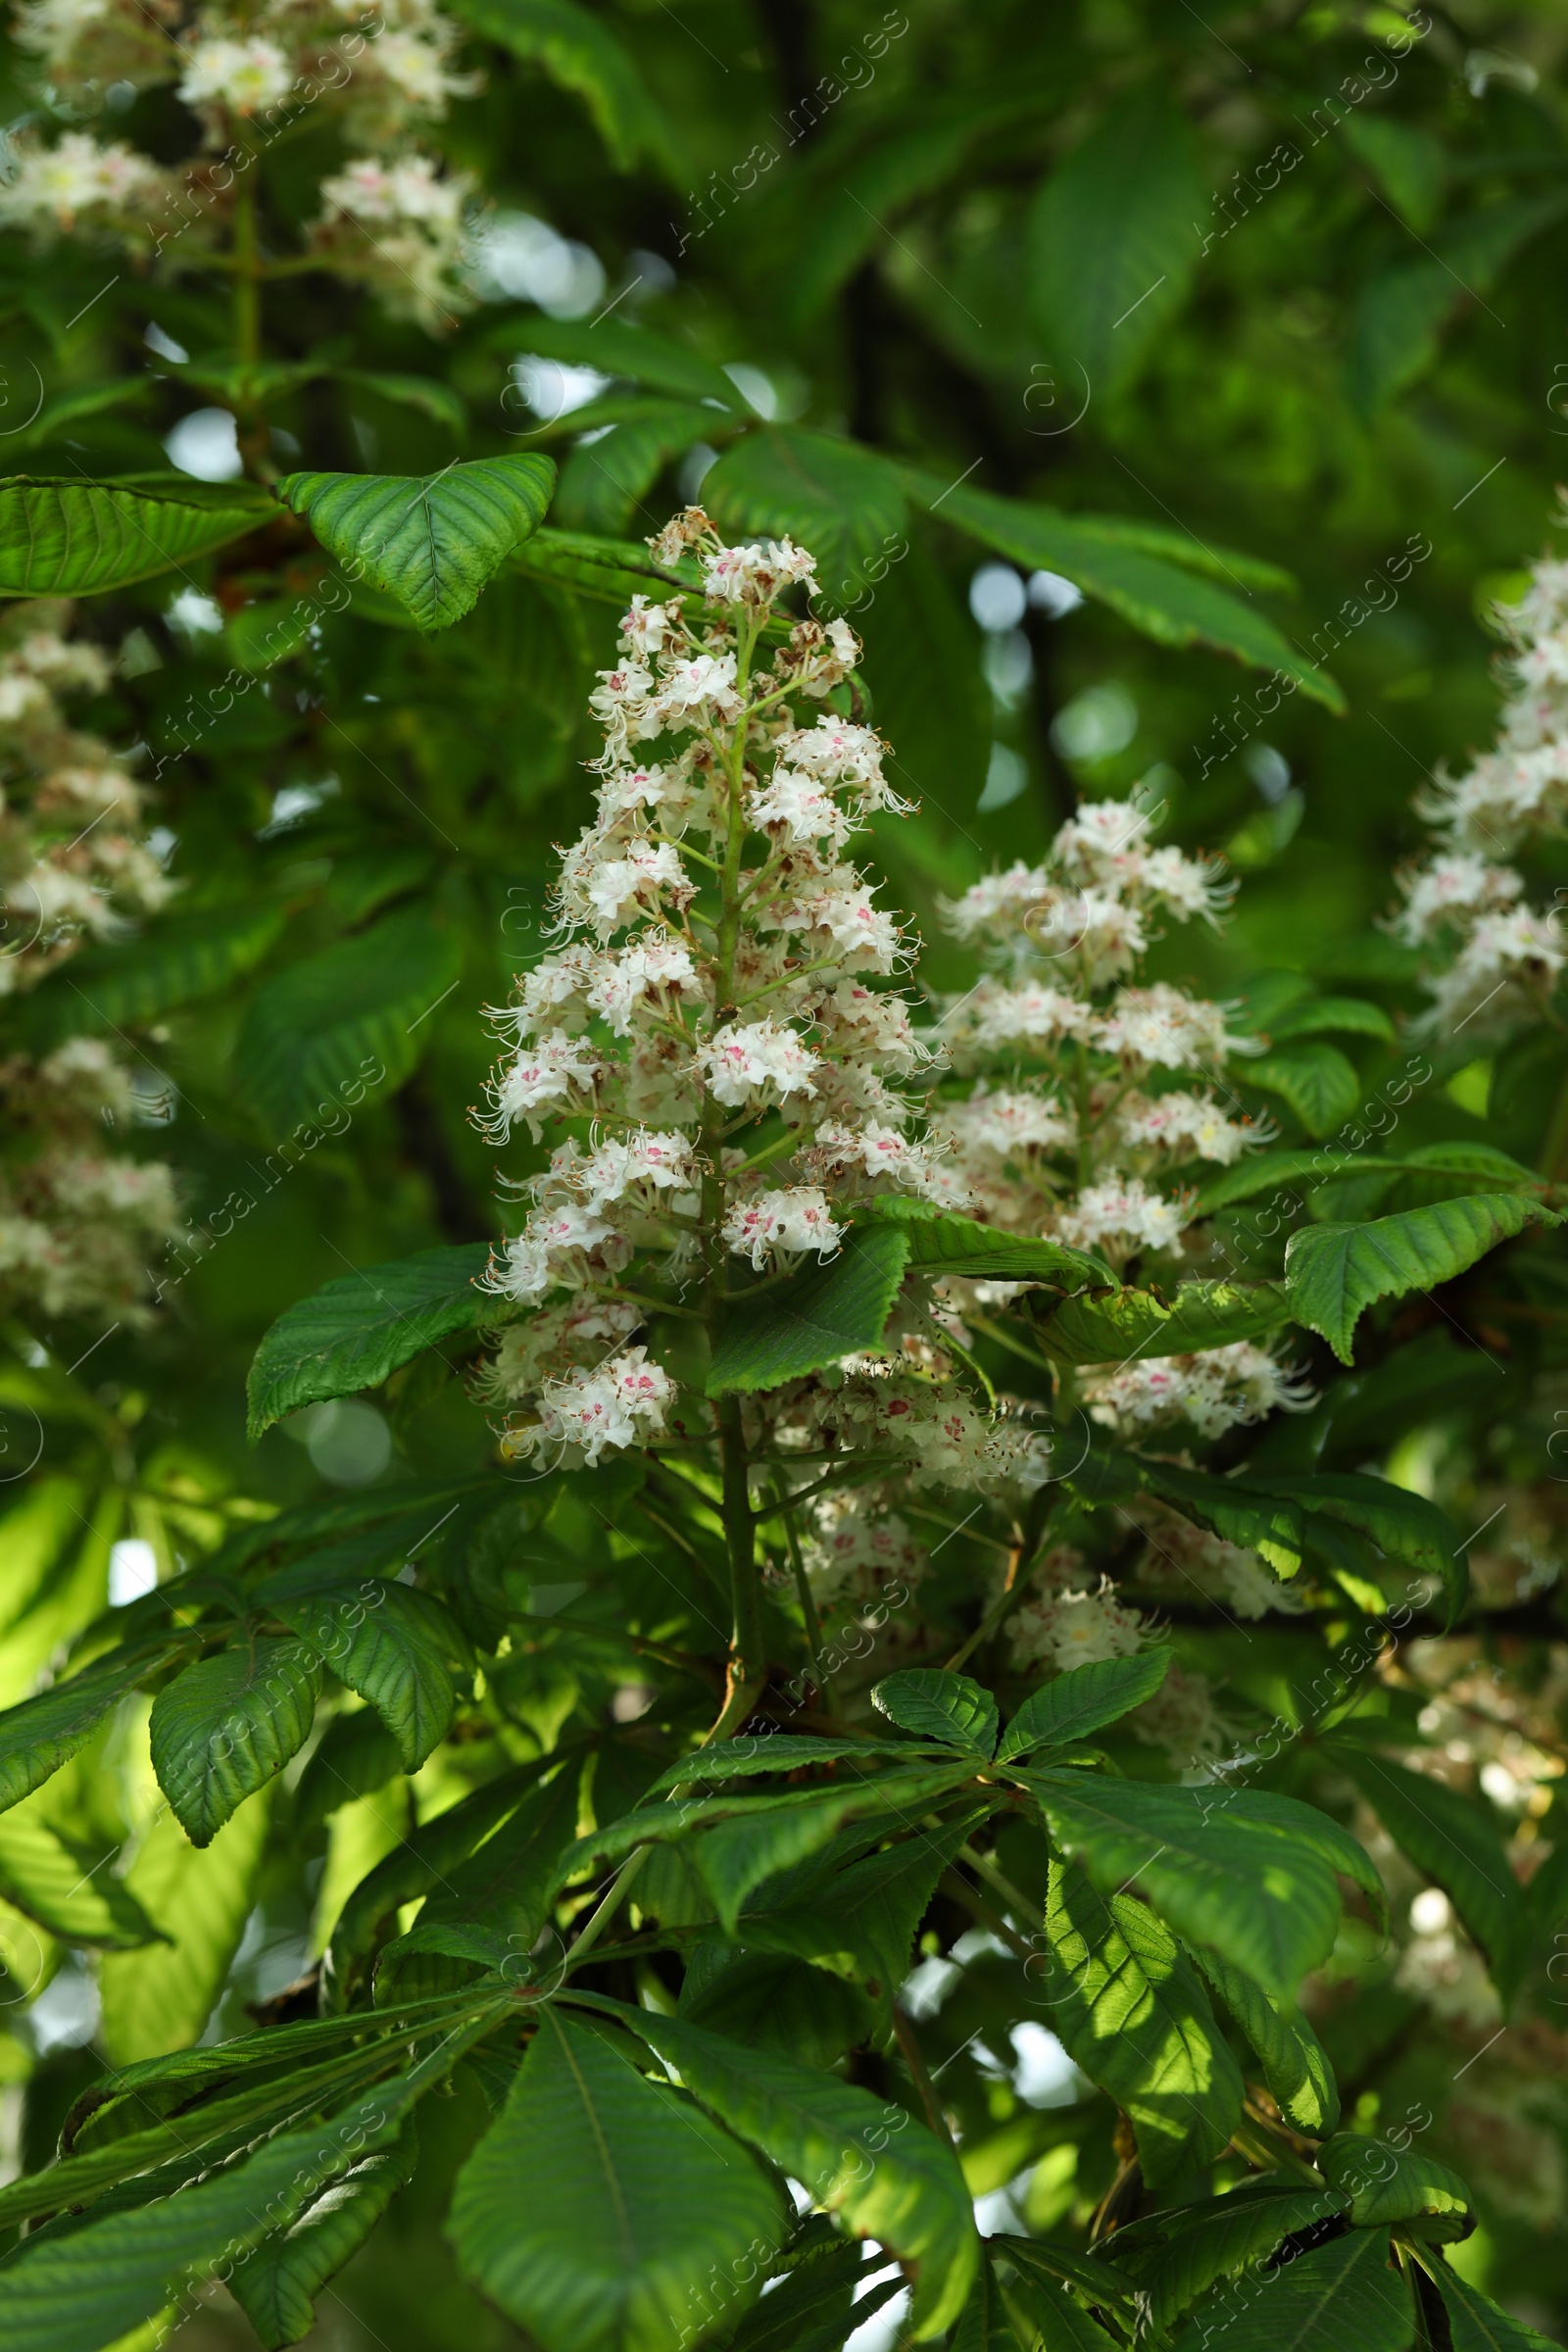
[273,454,555,630]
[1329,1747,1527,1999]
[588,1997,979,2339]
[705,427,908,603]
[682,1771,977,1935]
[1316,2134,1470,2230]
[1070,1449,1306,1576]
[446,0,677,173]
[378,1765,580,1977]
[264,1581,461,1772]
[1190,1949,1339,2134]
[450,2009,784,2352]
[554,400,725,534]
[1033,1278,1293,1366]
[1003,2257,1120,2350]
[735,1814,978,2024]
[644,1734,941,1795]
[498,316,738,405]
[1135,2186,1348,2334]
[706,1224,909,1395]
[677,1948,873,2071]
[854,1196,1114,1288]
[16,900,287,1055]
[1423,2261,1564,2350]
[1246,1043,1363,1139]
[1026,83,1205,399]
[872,1668,998,1757]
[149,1640,322,1845]
[1041,1861,1242,2186]
[247,1243,491,1438]
[995,1651,1171,1764]
[1284,1193,1562,1363]
[901,473,1343,710]
[234,905,464,1136]
[0,2007,498,2352]
[0,474,270,596]
[98,1793,271,2063]
[1021,1774,1344,1996]
[0,1649,160,1817]
[1243,1471,1463,1629]
[1266,996,1396,1045]
[229,2119,418,2351]
[0,1810,164,1949]
[1171,2227,1412,2352]
[991,2236,1138,2319]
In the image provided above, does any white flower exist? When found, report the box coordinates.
[1140,845,1234,923]
[374,30,457,107]
[1115,1090,1269,1165]
[506,1345,673,1465]
[618,598,677,660]
[941,861,1051,943]
[319,154,467,230]
[723,1185,843,1268]
[747,765,853,849]
[564,838,689,937]
[0,131,163,233]
[788,877,902,971]
[1095,983,1244,1071]
[583,934,701,1034]
[575,1130,695,1211]
[936,1087,1072,1158]
[1057,1174,1189,1258]
[177,36,293,114]
[1081,1341,1314,1439]
[704,538,817,608]
[1395,853,1523,943]
[965,977,1096,1051]
[650,652,741,731]
[478,1030,601,1143]
[808,1120,955,1200]
[772,717,886,792]
[1426,906,1564,1034]
[697,1019,820,1107]
[481,1200,623,1301]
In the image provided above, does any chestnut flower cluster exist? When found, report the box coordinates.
[0,0,475,320]
[0,603,180,1319]
[1393,515,1568,1035]
[474,515,1314,1720]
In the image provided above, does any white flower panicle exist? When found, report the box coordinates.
[0,604,180,1320]
[1396,514,1568,1038]
[471,514,1308,1703]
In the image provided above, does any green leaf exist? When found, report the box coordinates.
[16,901,288,1055]
[645,1734,938,1795]
[872,1669,998,1757]
[379,1766,580,1975]
[1247,1044,1363,1139]
[996,1652,1171,1764]
[1171,2226,1411,2352]
[247,1243,491,1439]
[1266,997,1396,1045]
[446,0,677,173]
[706,1224,910,1396]
[0,1810,164,1949]
[991,2235,1138,2317]
[336,368,467,434]
[855,1195,1115,1288]
[719,2235,867,2352]
[1004,2258,1119,2350]
[1343,114,1447,233]
[0,1653,153,1818]
[1423,2262,1563,2350]
[449,2008,783,2352]
[230,2120,418,2351]
[149,1640,323,1845]
[234,905,463,1136]
[273,455,556,630]
[1317,2134,1470,2230]
[1347,195,1567,415]
[1284,1194,1561,1363]
[855,532,991,814]
[1190,1948,1340,2134]
[684,1773,974,1936]
[1135,2186,1348,2333]
[554,401,723,534]
[1024,1773,1344,1995]
[1041,1860,1242,2185]
[1027,84,1206,398]
[587,1998,979,2339]
[1241,1471,1463,1629]
[98,1794,271,2062]
[498,317,737,405]
[1069,1450,1305,1576]
[0,474,270,597]
[704,427,908,604]
[0,2011,494,2352]
[902,473,1343,710]
[677,1948,872,2070]
[264,1582,460,1772]
[1034,1278,1293,1365]
[1330,1748,1527,1999]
